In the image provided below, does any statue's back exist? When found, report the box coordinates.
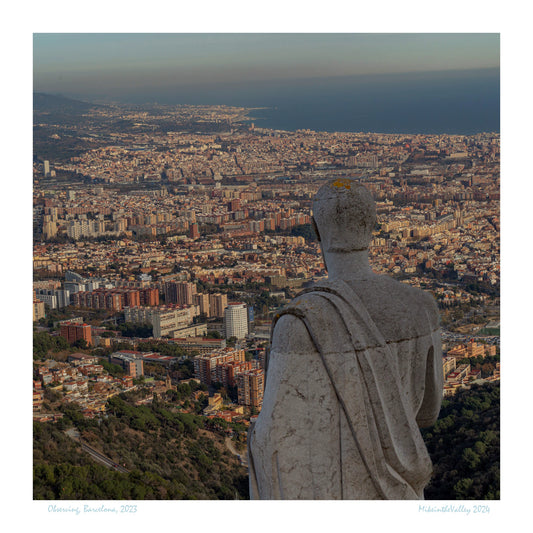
[343,274,440,342]
[248,277,443,500]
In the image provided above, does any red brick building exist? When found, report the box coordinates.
[139,287,159,306]
[60,321,92,346]
[193,348,245,385]
[71,288,144,311]
[215,360,253,388]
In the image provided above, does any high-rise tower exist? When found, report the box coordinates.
[224,303,248,340]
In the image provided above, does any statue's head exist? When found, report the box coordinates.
[312,179,377,253]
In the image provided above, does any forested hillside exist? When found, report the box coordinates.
[423,382,500,500]
[33,394,249,500]
[34,382,499,500]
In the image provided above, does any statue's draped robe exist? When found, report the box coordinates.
[248,279,443,499]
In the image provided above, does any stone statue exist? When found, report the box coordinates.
[247,178,443,499]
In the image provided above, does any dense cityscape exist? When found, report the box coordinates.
[32,95,500,500]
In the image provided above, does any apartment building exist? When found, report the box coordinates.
[33,298,46,322]
[237,368,265,409]
[443,356,457,378]
[214,360,253,388]
[164,281,196,305]
[60,321,92,346]
[169,337,226,355]
[209,293,228,318]
[224,303,248,339]
[193,292,210,317]
[124,305,194,338]
[109,350,145,377]
[193,348,245,385]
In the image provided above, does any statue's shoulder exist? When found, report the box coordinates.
[367,275,440,329]
[273,289,338,330]
[381,275,437,305]
[271,287,345,353]
[270,312,315,354]
[310,276,440,335]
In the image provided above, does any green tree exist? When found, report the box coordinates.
[227,336,237,347]
[462,448,481,469]
[73,338,88,349]
[453,478,474,499]
[290,223,318,242]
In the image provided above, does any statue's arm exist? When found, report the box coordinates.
[416,328,444,428]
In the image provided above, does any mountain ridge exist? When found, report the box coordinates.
[34,92,104,114]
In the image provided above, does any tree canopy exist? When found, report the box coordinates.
[422,382,500,500]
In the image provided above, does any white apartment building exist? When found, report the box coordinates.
[124,305,195,338]
[66,219,107,240]
[224,303,248,340]
[35,288,71,309]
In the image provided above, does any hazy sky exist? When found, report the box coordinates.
[33,33,499,99]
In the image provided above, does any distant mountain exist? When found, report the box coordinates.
[33,92,103,114]
[33,93,111,161]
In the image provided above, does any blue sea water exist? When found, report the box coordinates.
[246,70,500,135]
[113,68,500,135]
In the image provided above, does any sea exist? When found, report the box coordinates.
[101,68,500,136]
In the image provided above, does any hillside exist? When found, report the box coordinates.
[34,92,102,115]
[33,379,499,500]
[33,93,111,162]
[422,382,500,500]
[33,394,249,500]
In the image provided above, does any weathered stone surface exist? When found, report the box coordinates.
[248,179,443,499]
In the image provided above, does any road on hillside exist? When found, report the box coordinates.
[225,437,248,468]
[65,429,129,473]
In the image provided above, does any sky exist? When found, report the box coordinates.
[33,33,500,101]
